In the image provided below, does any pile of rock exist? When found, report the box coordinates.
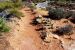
[31,14,74,43]
[31,15,54,41]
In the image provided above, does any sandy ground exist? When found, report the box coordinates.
[6,8,47,50]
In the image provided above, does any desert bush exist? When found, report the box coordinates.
[13,0,23,8]
[12,0,22,3]
[0,17,10,32]
[47,7,73,20]
[48,8,65,20]
[13,3,22,8]
[53,25,73,36]
[0,1,22,10]
[30,3,36,9]
[69,13,75,23]
[64,10,72,19]
[0,1,14,11]
[9,8,23,18]
[0,1,23,19]
[30,0,46,3]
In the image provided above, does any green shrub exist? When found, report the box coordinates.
[0,1,22,10]
[0,1,23,18]
[12,0,23,8]
[31,0,46,3]
[9,8,23,18]
[48,8,65,20]
[64,11,72,19]
[0,17,10,32]
[53,25,73,36]
[0,1,14,10]
[13,2,22,8]
[29,3,36,9]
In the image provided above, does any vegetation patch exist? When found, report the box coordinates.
[53,25,73,36]
[9,8,23,19]
[68,13,75,24]
[0,0,23,19]
[0,17,10,33]
[47,8,73,20]
[0,1,14,11]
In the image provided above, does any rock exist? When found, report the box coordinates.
[36,1,48,9]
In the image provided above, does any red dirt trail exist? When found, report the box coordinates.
[6,7,64,50]
[6,8,48,50]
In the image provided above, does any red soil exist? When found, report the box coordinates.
[6,7,64,50]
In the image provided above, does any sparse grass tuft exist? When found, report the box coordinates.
[0,1,14,11]
[0,1,23,19]
[9,8,23,18]
[0,17,10,32]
